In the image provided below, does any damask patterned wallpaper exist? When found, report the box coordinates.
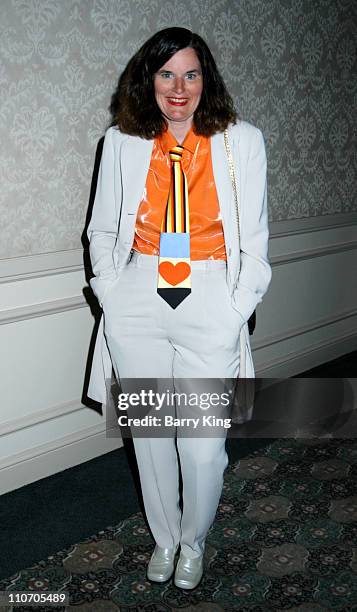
[0,0,356,258]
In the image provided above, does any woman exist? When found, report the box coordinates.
[86,27,271,590]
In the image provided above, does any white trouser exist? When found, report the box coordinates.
[103,251,241,558]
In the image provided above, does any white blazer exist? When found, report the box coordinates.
[86,120,272,404]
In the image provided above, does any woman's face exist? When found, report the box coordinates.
[154,47,203,129]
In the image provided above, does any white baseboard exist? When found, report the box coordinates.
[0,422,122,495]
[0,249,83,283]
[256,330,357,377]
[0,399,84,436]
[0,296,87,325]
[253,306,357,350]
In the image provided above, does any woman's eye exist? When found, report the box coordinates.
[157,71,201,81]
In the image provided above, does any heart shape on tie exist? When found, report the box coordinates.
[159,261,191,286]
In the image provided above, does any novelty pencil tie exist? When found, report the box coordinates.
[157,145,191,308]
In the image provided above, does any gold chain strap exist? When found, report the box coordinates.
[223,127,241,249]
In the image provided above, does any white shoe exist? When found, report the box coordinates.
[147,544,179,582]
[174,552,204,590]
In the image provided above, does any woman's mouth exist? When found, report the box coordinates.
[167,98,189,106]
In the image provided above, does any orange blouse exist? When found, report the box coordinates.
[132,128,226,260]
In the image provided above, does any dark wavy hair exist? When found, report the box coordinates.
[110,27,237,138]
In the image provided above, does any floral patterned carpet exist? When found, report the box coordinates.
[1,437,357,611]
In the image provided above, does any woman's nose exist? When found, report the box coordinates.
[173,76,185,93]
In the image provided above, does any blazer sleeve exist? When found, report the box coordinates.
[234,127,272,323]
[87,127,119,306]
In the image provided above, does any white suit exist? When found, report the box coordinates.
[87,120,271,404]
[86,119,271,557]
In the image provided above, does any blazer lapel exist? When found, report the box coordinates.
[211,130,232,223]
[121,137,154,215]
[211,124,242,288]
